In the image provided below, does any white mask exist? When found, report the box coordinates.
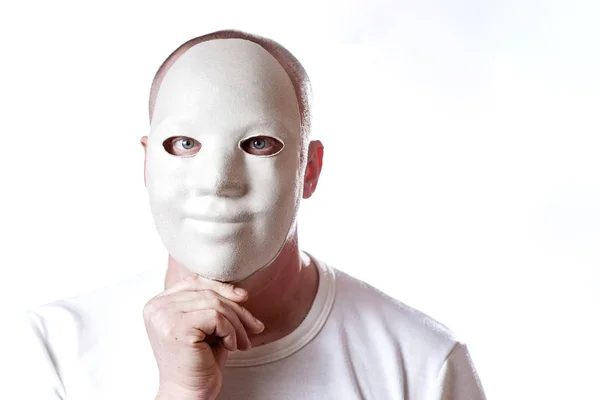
[145,39,305,282]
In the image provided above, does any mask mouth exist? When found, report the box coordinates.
[183,212,252,224]
[182,202,253,223]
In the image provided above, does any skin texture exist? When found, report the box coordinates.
[141,32,325,400]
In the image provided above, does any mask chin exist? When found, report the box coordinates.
[226,215,299,283]
[163,193,300,283]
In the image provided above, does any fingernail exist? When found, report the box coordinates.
[234,288,247,296]
[255,318,264,327]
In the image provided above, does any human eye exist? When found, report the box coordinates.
[162,136,201,156]
[239,136,284,156]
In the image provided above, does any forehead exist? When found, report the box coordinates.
[150,39,301,138]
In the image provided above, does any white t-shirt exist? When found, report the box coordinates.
[11,256,486,399]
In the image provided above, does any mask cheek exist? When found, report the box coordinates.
[248,158,296,203]
[147,161,188,214]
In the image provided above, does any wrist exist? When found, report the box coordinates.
[156,382,217,400]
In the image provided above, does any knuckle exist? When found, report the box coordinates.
[159,323,177,338]
[236,303,247,314]
[142,300,158,319]
[208,309,221,320]
[182,335,201,346]
[215,314,226,327]
[145,305,177,332]
[206,296,222,309]
[183,273,200,283]
[151,313,177,337]
[149,311,168,329]
[235,303,251,319]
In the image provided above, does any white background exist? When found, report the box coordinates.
[1,0,599,398]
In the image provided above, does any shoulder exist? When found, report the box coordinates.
[30,267,164,316]
[329,266,460,361]
[8,268,163,398]
[26,267,165,354]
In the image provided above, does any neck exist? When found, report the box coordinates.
[164,230,319,346]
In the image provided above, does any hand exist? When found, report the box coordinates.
[144,273,265,400]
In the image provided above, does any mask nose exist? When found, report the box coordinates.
[190,145,248,198]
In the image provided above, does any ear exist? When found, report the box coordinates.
[302,140,324,199]
[140,136,148,187]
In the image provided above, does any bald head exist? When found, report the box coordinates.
[149,30,312,138]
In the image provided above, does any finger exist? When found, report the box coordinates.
[167,292,254,349]
[146,292,252,351]
[164,290,265,334]
[159,273,248,302]
[182,309,238,352]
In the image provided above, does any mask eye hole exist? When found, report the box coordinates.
[163,136,201,156]
[240,136,284,157]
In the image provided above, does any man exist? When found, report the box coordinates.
[16,30,486,399]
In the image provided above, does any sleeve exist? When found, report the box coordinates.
[3,311,66,400]
[427,342,487,400]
